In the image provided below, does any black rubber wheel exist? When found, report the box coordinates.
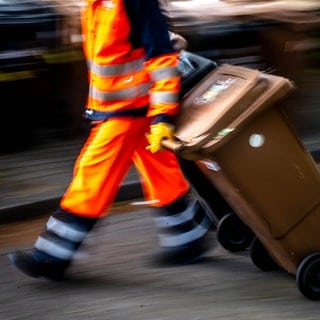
[216,213,254,252]
[296,253,320,300]
[250,237,280,272]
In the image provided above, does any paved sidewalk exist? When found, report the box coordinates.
[1,133,320,224]
[0,136,143,223]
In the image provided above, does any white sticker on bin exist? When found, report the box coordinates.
[249,133,265,148]
[200,159,221,172]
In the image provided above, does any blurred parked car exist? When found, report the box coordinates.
[0,0,87,153]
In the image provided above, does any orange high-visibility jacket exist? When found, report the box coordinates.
[81,0,181,121]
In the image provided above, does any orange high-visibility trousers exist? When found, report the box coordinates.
[60,117,190,218]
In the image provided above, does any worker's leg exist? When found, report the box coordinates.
[8,118,145,279]
[133,130,212,265]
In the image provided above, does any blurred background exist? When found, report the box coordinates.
[0,0,86,153]
[1,0,320,155]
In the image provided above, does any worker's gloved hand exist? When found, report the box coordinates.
[146,122,175,153]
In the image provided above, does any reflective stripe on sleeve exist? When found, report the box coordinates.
[150,91,179,104]
[149,66,179,82]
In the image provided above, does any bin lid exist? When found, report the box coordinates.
[174,64,294,156]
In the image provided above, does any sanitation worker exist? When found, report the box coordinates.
[8,0,212,280]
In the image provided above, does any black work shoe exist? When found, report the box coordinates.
[8,250,69,281]
[152,238,210,266]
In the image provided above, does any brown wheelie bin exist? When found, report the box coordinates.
[164,64,320,300]
[178,53,255,251]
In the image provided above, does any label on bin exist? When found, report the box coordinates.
[194,78,236,105]
[200,159,221,172]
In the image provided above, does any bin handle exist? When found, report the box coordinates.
[161,138,205,161]
[161,138,184,153]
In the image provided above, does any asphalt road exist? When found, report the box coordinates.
[1,200,320,320]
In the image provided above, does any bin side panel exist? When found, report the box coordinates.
[197,106,320,274]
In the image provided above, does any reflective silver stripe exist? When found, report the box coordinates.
[88,59,144,77]
[154,201,197,228]
[150,91,179,104]
[150,66,179,82]
[89,82,150,101]
[35,237,74,260]
[158,216,211,248]
[46,217,87,243]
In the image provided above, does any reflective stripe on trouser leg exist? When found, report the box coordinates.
[153,195,212,248]
[34,208,97,261]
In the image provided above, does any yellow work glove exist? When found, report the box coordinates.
[146,122,175,153]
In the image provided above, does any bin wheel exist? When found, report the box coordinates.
[250,237,280,272]
[296,253,320,300]
[216,213,254,252]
